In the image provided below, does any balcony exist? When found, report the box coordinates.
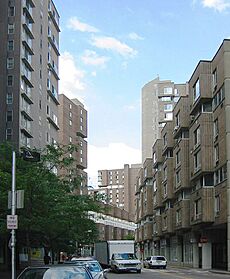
[21,121,33,138]
[48,61,59,80]
[153,215,162,240]
[190,187,215,226]
[48,9,60,32]
[162,208,174,235]
[21,106,33,121]
[143,222,153,241]
[48,34,60,56]
[22,53,34,72]
[22,33,34,55]
[23,0,34,23]
[174,200,190,231]
[21,70,33,88]
[47,87,59,105]
[153,172,163,209]
[22,18,34,39]
[47,115,59,130]
[21,87,33,104]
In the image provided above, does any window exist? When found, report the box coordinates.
[8,24,14,34]
[164,112,173,120]
[6,93,13,104]
[194,127,200,148]
[163,166,167,180]
[69,136,72,143]
[176,170,181,186]
[163,183,167,197]
[164,87,172,94]
[194,199,201,219]
[215,195,220,215]
[212,69,217,90]
[6,111,13,122]
[69,120,72,126]
[7,75,13,86]
[69,103,72,109]
[194,151,201,172]
[8,40,14,51]
[163,134,167,146]
[176,150,180,166]
[160,96,171,102]
[164,104,173,111]
[8,7,15,16]
[80,117,83,123]
[176,209,181,224]
[214,119,218,139]
[69,112,72,118]
[7,58,14,69]
[214,144,219,164]
[153,180,157,192]
[163,216,167,228]
[175,112,180,127]
[6,128,12,140]
[153,152,156,164]
[193,79,200,102]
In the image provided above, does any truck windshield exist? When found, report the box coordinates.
[113,253,137,260]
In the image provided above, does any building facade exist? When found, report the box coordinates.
[0,0,60,150]
[58,94,88,194]
[136,39,230,271]
[141,78,187,163]
[89,164,141,221]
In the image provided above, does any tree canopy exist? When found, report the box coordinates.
[0,142,103,258]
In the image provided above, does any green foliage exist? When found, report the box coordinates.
[0,142,103,254]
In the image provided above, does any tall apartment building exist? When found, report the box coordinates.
[90,164,141,221]
[0,0,60,149]
[136,39,230,271]
[141,78,187,163]
[58,94,88,195]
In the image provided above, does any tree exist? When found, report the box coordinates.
[0,142,103,264]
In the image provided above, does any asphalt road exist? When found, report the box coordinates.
[106,267,230,279]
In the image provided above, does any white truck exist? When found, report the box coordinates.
[94,240,141,273]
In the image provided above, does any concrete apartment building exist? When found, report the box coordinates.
[141,78,187,163]
[135,39,230,271]
[90,164,141,222]
[58,94,88,194]
[0,0,60,150]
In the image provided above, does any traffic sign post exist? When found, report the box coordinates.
[11,151,16,279]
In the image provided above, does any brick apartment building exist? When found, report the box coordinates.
[136,39,230,271]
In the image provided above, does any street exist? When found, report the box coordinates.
[106,267,229,279]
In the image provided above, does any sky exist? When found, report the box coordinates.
[54,0,230,187]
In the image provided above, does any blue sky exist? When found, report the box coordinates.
[54,0,230,186]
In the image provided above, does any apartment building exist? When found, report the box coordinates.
[141,77,187,163]
[58,94,88,194]
[0,0,60,149]
[136,39,230,271]
[91,164,141,221]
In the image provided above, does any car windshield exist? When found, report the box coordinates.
[113,253,137,260]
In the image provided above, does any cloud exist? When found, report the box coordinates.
[59,52,86,100]
[87,143,141,187]
[68,17,99,33]
[128,32,144,40]
[90,36,137,58]
[81,50,110,67]
[201,0,230,11]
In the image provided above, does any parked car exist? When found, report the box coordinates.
[17,265,94,279]
[143,255,167,269]
[65,258,109,279]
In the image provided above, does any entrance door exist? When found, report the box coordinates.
[198,247,202,268]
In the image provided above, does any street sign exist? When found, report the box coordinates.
[8,190,25,209]
[7,215,18,230]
